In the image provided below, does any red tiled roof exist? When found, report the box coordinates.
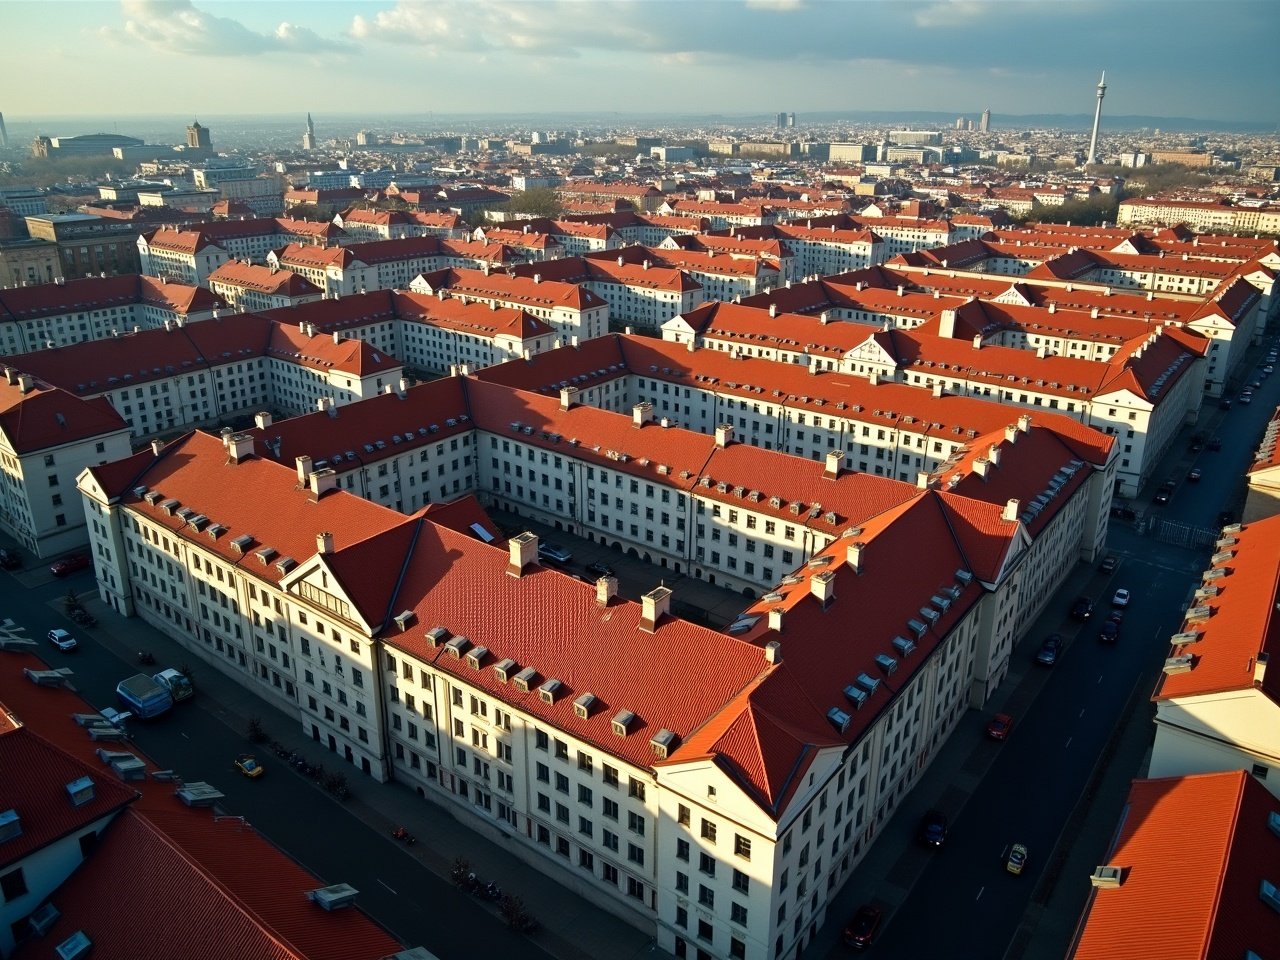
[209,261,322,298]
[0,377,128,453]
[424,267,606,311]
[0,275,221,323]
[1069,771,1280,960]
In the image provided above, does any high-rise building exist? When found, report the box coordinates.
[775,112,787,131]
[955,117,965,130]
[0,112,8,149]
[980,109,991,133]
[786,112,796,128]
[186,120,211,150]
[302,113,316,152]
[1087,72,1106,165]
[356,130,377,147]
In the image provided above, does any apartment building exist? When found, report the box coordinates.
[138,218,348,285]
[1148,514,1280,796]
[0,274,223,355]
[657,201,778,232]
[391,295,557,376]
[0,370,132,556]
[556,182,665,212]
[1118,197,1280,234]
[659,234,799,283]
[727,223,886,277]
[585,246,780,301]
[270,238,448,297]
[468,226,566,263]
[4,313,402,440]
[206,261,323,312]
[506,257,704,332]
[1067,771,1280,960]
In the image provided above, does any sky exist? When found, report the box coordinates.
[2,0,1277,124]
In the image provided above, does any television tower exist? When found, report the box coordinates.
[1086,71,1107,165]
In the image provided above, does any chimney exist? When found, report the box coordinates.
[988,443,1002,467]
[316,531,334,555]
[296,455,314,484]
[823,449,844,479]
[164,318,174,332]
[254,411,273,429]
[632,402,653,428]
[596,576,618,605]
[507,531,538,577]
[1017,413,1031,433]
[618,255,625,266]
[764,638,782,662]
[715,423,734,447]
[1005,423,1019,443]
[1002,498,1020,521]
[308,468,339,501]
[227,433,255,462]
[972,334,983,350]
[767,608,784,634]
[560,385,579,411]
[333,331,341,344]
[938,308,957,338]
[150,439,165,456]
[640,585,672,633]
[809,570,836,609]
[868,371,879,386]
[643,259,651,270]
[1036,345,1047,359]
[2,367,15,385]
[533,273,542,284]
[932,382,944,398]
[768,303,777,317]
[916,471,934,489]
[396,377,408,399]
[17,373,33,394]
[846,540,866,573]
[973,457,990,478]
[1255,652,1269,686]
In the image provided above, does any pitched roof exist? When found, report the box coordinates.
[0,376,129,453]
[208,261,322,298]
[0,274,221,323]
[1068,771,1280,960]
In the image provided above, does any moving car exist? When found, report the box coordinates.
[1112,588,1131,607]
[234,754,265,778]
[1187,468,1202,482]
[1219,396,1233,410]
[919,810,948,847]
[986,713,1014,741]
[49,553,91,577]
[1110,504,1137,522]
[1006,843,1029,876]
[1070,596,1094,621]
[843,905,883,950]
[1208,437,1222,451]
[1153,480,1175,505]
[47,628,77,652]
[153,668,194,702]
[1036,633,1063,666]
[1098,619,1120,644]
[1099,554,1118,574]
[584,561,615,579]
[537,541,573,565]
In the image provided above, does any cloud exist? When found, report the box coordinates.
[744,0,805,10]
[102,0,353,57]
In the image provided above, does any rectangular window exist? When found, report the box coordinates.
[701,819,717,843]
[734,834,752,860]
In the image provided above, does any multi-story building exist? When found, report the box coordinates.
[138,218,348,285]
[0,188,49,217]
[391,295,557,376]
[658,201,777,231]
[207,261,324,312]
[1148,513,1280,796]
[0,273,223,355]
[0,369,132,556]
[24,214,144,280]
[585,246,780,301]
[0,238,62,289]
[1118,197,1280,234]
[4,313,402,440]
[556,182,665,213]
[507,257,704,331]
[269,238,446,298]
[659,233,798,282]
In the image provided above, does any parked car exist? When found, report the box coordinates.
[1110,504,1137,522]
[1098,620,1120,644]
[1153,481,1175,505]
[537,542,573,565]
[842,905,883,950]
[1099,554,1118,574]
[49,553,91,577]
[234,754,264,778]
[1070,596,1094,621]
[0,548,20,570]
[1218,396,1233,410]
[1187,468,1202,482]
[1208,437,1222,451]
[47,628,77,652]
[1006,843,1029,876]
[1240,394,1253,405]
[1036,633,1063,666]
[1112,588,1132,607]
[584,561,615,579]
[918,810,948,848]
[986,713,1014,741]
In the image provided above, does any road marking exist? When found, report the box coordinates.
[378,879,397,895]
[1079,709,1086,718]
[1065,737,1072,749]
[1098,675,1103,684]
[976,886,984,901]
[181,733,189,739]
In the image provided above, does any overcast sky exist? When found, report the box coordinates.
[4,0,1276,123]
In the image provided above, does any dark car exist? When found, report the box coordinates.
[843,905,883,950]
[1153,481,1175,505]
[919,810,948,848]
[1187,468,1202,482]
[0,548,20,570]
[1070,596,1094,621]
[49,553,91,577]
[1036,633,1063,666]
[537,542,573,565]
[1219,396,1233,410]
[1099,554,1118,574]
[1098,620,1120,644]
[1208,437,1222,451]
[584,561,615,579]
[986,713,1014,741]
[1110,504,1138,522]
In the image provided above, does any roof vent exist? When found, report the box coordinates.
[307,883,359,911]
[855,672,880,695]
[892,636,916,657]
[513,667,538,692]
[538,678,562,703]
[908,618,928,637]
[1089,866,1125,889]
[1170,632,1201,646]
[1203,567,1227,581]
[955,569,973,586]
[28,900,59,936]
[875,653,898,675]
[494,658,518,682]
[65,776,94,807]
[230,533,254,554]
[1163,655,1194,674]
[611,710,636,736]
[425,626,450,648]
[393,610,416,631]
[54,931,92,960]
[574,693,598,719]
[0,808,21,844]
[444,635,470,658]
[650,729,678,759]
[827,707,852,734]
[843,684,868,709]
[1185,606,1211,623]
[465,646,489,670]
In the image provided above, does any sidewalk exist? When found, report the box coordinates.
[73,589,667,960]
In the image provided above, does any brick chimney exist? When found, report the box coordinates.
[640,586,672,633]
[316,531,334,554]
[823,449,844,480]
[1002,498,1020,521]
[632,402,653,428]
[254,411,273,429]
[308,468,339,501]
[810,570,836,608]
[596,576,618,605]
[846,541,866,573]
[296,455,313,484]
[560,386,578,411]
[715,423,734,448]
[227,433,255,462]
[767,609,784,634]
[507,531,538,577]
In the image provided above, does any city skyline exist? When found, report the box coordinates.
[2,0,1277,124]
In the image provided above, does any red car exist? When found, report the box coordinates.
[843,904,883,950]
[986,713,1014,741]
[49,554,91,577]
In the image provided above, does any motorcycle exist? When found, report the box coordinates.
[392,826,416,845]
[137,650,156,665]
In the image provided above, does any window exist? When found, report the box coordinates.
[603,764,619,787]
[678,803,691,826]
[536,762,549,783]
[698,919,713,942]
[628,811,646,835]
[701,819,717,843]
[734,834,751,860]
[676,839,690,861]
[699,852,716,876]
[603,797,619,820]
[628,778,646,801]
[698,885,714,908]
[676,906,688,930]
[732,869,749,894]
[603,829,619,852]
[627,877,645,901]
[556,772,570,794]
[578,784,593,806]
[0,867,26,902]
[555,738,569,760]
[627,843,645,866]
[731,903,748,926]
[729,937,746,959]
[536,730,549,751]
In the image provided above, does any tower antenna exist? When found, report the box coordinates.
[1086,70,1107,166]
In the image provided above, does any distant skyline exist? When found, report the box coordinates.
[3,0,1277,125]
